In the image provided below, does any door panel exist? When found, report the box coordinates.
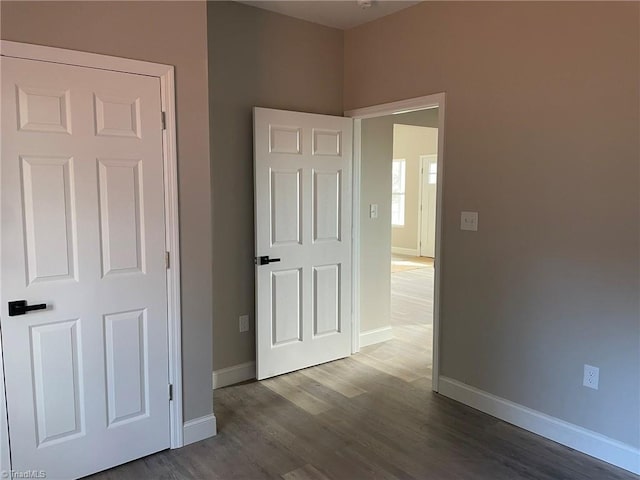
[313,170,341,242]
[254,108,352,380]
[94,95,141,138]
[271,268,303,345]
[1,56,170,479]
[104,309,148,426]
[270,169,302,245]
[269,126,302,154]
[21,156,78,283]
[312,129,341,156]
[98,158,145,275]
[313,264,341,336]
[17,86,72,134]
[31,319,84,446]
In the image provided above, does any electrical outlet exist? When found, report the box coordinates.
[239,314,249,333]
[583,364,599,390]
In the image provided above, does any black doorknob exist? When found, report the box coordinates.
[8,300,47,316]
[255,256,281,266]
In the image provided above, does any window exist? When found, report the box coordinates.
[392,159,406,226]
[429,161,437,185]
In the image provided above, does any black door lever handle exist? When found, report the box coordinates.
[256,256,281,266]
[8,300,47,317]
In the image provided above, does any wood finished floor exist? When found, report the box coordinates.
[90,263,637,480]
[391,254,434,273]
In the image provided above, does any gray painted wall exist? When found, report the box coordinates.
[207,1,344,370]
[0,0,214,422]
[346,2,640,447]
[360,109,439,332]
[2,0,637,452]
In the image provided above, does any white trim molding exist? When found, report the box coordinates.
[346,92,446,392]
[439,377,640,475]
[359,326,394,348]
[391,247,419,256]
[212,361,256,390]
[351,119,362,354]
[183,414,217,447]
[158,61,185,451]
[345,94,443,119]
[0,40,185,449]
[0,40,172,77]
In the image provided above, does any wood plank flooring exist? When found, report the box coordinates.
[391,254,433,273]
[89,262,637,480]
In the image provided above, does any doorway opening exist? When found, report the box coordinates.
[390,120,438,385]
[347,94,445,391]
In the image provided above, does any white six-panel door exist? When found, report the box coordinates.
[254,108,353,380]
[1,56,170,479]
[0,339,8,474]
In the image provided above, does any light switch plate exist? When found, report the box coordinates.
[370,204,378,219]
[460,211,478,231]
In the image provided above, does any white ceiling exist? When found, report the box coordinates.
[237,1,422,30]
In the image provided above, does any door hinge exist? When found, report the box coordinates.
[169,384,174,401]
[161,111,167,130]
[165,251,170,269]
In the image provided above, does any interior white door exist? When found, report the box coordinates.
[1,56,170,479]
[0,339,8,474]
[419,154,438,258]
[254,107,352,380]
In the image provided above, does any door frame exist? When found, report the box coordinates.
[418,153,438,258]
[345,93,446,392]
[0,40,185,450]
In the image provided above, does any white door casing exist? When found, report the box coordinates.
[254,108,353,380]
[419,154,438,258]
[1,55,171,478]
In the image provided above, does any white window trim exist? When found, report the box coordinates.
[417,154,438,256]
[0,40,186,452]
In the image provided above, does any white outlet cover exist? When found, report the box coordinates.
[583,364,599,390]
[239,314,250,333]
[461,211,478,231]
[370,203,378,219]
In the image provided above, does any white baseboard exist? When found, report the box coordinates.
[212,361,256,389]
[439,376,640,475]
[183,414,217,446]
[391,247,418,256]
[359,326,394,348]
